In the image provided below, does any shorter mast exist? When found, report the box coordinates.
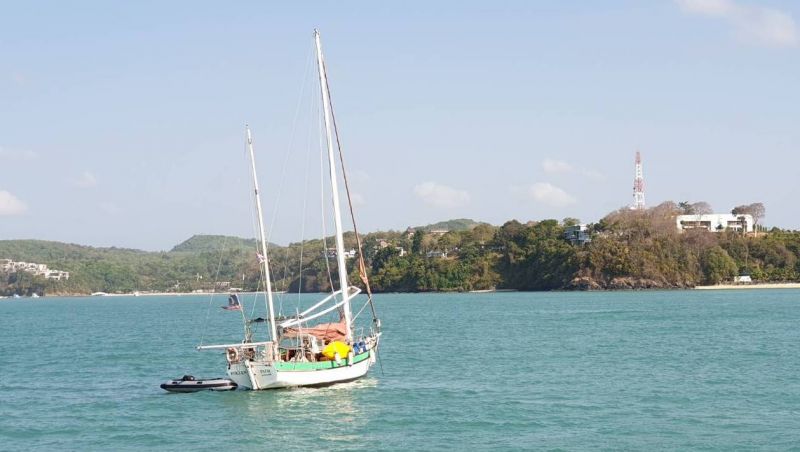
[246,126,278,347]
[314,29,353,343]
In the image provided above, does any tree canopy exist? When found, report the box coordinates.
[3,206,798,296]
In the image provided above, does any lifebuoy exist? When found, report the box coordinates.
[226,347,240,363]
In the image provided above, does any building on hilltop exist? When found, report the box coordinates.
[564,224,592,245]
[676,214,754,233]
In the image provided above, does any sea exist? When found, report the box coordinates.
[1,290,799,451]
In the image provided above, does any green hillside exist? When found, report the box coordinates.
[171,235,260,253]
[3,212,800,296]
[414,218,487,232]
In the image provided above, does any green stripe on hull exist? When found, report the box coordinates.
[274,351,370,371]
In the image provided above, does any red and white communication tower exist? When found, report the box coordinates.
[632,151,645,210]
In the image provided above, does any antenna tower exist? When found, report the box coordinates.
[632,151,645,210]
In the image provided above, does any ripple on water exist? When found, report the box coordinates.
[1,291,800,450]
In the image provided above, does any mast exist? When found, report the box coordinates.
[314,29,353,342]
[246,126,278,346]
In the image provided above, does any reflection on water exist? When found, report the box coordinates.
[210,377,380,449]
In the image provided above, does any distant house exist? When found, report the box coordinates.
[0,259,69,280]
[676,214,754,233]
[429,229,449,237]
[324,248,357,259]
[564,224,592,246]
[426,250,448,259]
[44,270,70,281]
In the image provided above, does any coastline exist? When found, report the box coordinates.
[694,283,800,290]
[8,284,800,299]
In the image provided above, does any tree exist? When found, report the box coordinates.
[469,223,495,244]
[679,201,712,215]
[732,203,766,235]
[690,201,713,215]
[411,230,425,255]
[701,246,738,284]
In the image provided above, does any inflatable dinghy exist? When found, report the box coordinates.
[160,375,238,393]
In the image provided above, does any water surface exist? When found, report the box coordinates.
[1,290,799,450]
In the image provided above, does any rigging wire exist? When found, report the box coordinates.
[243,128,272,338]
[295,62,317,303]
[318,100,336,297]
[198,235,231,347]
[264,42,316,315]
[319,55,382,374]
[322,59,379,324]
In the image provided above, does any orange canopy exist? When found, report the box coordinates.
[282,320,347,342]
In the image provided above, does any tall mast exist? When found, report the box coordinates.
[314,29,352,342]
[246,126,278,345]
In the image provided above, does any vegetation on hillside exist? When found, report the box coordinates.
[411,218,486,232]
[3,205,800,296]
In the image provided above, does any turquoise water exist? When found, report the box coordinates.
[2,290,799,450]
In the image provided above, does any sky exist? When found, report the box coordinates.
[1,0,799,251]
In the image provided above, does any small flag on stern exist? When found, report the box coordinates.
[222,293,242,311]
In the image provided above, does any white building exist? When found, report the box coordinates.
[676,214,754,233]
[563,224,592,245]
[0,259,70,280]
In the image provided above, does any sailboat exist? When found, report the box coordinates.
[197,30,381,390]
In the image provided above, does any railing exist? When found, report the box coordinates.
[278,286,362,329]
[196,341,273,351]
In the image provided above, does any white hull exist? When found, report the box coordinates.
[227,350,376,390]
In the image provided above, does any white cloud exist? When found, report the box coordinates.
[0,146,38,161]
[351,169,371,182]
[521,182,577,207]
[579,168,607,181]
[542,159,574,174]
[542,158,606,181]
[678,0,735,15]
[0,190,28,216]
[676,0,798,47]
[413,182,470,208]
[350,192,365,206]
[73,171,98,188]
[100,202,122,215]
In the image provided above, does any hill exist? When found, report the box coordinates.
[170,235,262,253]
[4,206,800,296]
[414,219,487,232]
[0,239,148,262]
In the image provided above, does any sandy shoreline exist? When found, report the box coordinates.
[695,283,800,290]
